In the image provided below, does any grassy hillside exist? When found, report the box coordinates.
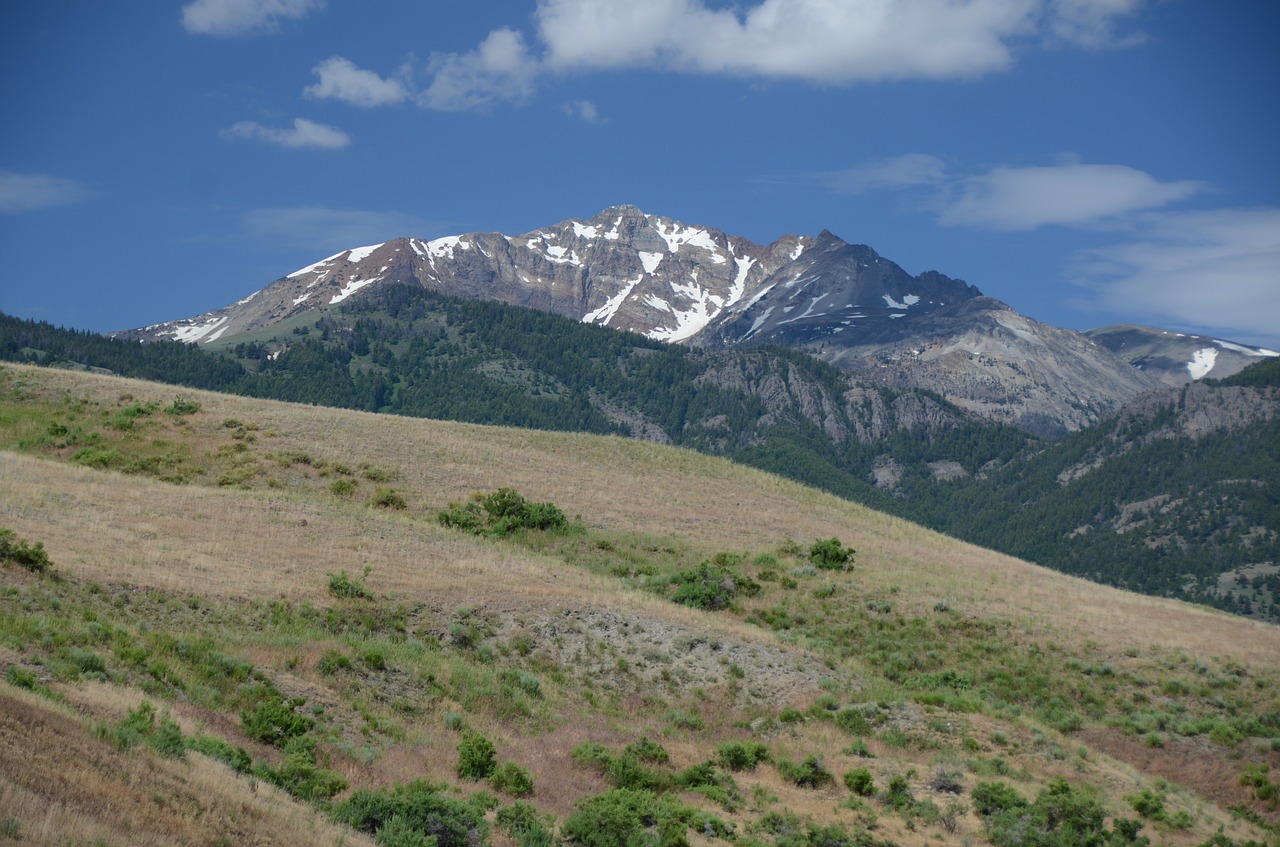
[1,362,1277,846]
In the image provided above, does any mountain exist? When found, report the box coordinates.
[115,206,1163,436]
[1086,324,1280,386]
[900,364,1280,618]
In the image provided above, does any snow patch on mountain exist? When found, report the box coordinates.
[287,250,346,279]
[346,244,383,264]
[170,316,230,344]
[639,251,663,274]
[330,276,383,305]
[1216,339,1279,357]
[652,220,719,255]
[1187,347,1218,380]
[573,222,600,239]
[883,294,920,309]
[582,275,643,326]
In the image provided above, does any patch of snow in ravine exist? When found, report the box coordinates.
[727,256,755,308]
[543,245,582,266]
[330,276,383,305]
[644,294,672,313]
[293,293,312,306]
[790,240,808,261]
[1186,347,1218,380]
[582,275,643,326]
[604,216,623,241]
[573,222,599,239]
[646,279,727,343]
[742,306,775,340]
[639,251,663,274]
[882,293,920,309]
[170,316,229,344]
[236,291,259,306]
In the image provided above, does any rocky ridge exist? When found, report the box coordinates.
[116,205,1166,434]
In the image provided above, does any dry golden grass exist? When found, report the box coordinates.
[0,685,375,847]
[3,362,1279,845]
[3,362,1276,664]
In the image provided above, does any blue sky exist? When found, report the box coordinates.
[2,1,1277,348]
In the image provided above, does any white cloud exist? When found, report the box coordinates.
[420,28,536,111]
[534,0,1034,81]
[938,162,1203,230]
[1071,208,1280,345]
[220,118,351,150]
[409,0,1146,111]
[242,206,435,252]
[0,171,90,213]
[181,0,322,36]
[564,100,602,123]
[305,57,411,107]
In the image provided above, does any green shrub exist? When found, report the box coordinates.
[624,737,670,764]
[0,529,54,573]
[457,730,497,780]
[717,741,770,771]
[1127,786,1166,820]
[777,755,835,789]
[328,567,373,599]
[330,478,357,496]
[371,487,408,510]
[165,396,201,415]
[438,488,568,537]
[241,692,314,746]
[844,767,876,796]
[187,734,252,773]
[332,780,489,847]
[560,788,728,847]
[979,778,1147,846]
[491,761,535,797]
[809,537,854,570]
[4,666,39,690]
[971,781,1027,817]
[834,705,871,736]
[317,648,353,675]
[261,734,347,801]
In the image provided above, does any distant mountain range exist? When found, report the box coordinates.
[113,205,1274,437]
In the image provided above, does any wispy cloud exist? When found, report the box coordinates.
[305,56,411,108]
[311,1,1146,114]
[181,0,322,36]
[564,100,602,123]
[0,170,91,214]
[1070,207,1280,345]
[795,155,1201,231]
[938,162,1203,230]
[220,118,351,150]
[241,206,437,253]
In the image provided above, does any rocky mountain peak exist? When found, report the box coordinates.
[114,206,1169,434]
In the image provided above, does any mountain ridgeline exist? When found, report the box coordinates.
[5,289,1280,621]
[115,205,1183,436]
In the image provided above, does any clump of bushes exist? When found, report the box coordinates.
[328,566,373,599]
[973,778,1148,846]
[457,730,497,780]
[777,754,835,789]
[0,528,53,574]
[331,780,489,847]
[717,741,770,771]
[809,537,855,571]
[438,488,569,537]
[659,557,761,611]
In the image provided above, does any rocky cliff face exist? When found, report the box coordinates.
[115,205,1165,434]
